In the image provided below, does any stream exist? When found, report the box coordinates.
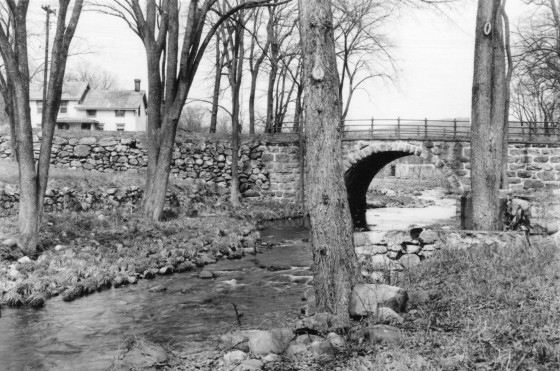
[0,191,456,370]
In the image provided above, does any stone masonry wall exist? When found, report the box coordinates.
[0,134,302,202]
[354,228,529,283]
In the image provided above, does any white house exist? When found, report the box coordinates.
[29,79,147,132]
[29,81,93,130]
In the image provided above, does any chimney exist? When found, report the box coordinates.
[134,79,141,92]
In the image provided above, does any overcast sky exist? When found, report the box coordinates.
[29,0,533,122]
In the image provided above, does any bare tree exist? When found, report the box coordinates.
[0,0,84,253]
[333,0,394,122]
[94,0,279,221]
[299,0,360,316]
[471,0,507,231]
[65,62,118,89]
[209,34,226,133]
[219,0,248,206]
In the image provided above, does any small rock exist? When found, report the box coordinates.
[8,269,19,279]
[233,359,263,371]
[351,325,401,344]
[223,350,248,365]
[148,285,167,293]
[159,266,173,275]
[326,332,346,349]
[350,284,408,316]
[262,354,281,363]
[127,276,138,284]
[285,342,309,357]
[399,254,421,269]
[247,328,293,355]
[2,238,17,248]
[17,256,31,264]
[419,229,439,244]
[54,245,66,251]
[199,270,215,279]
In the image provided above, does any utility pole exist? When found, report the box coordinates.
[41,4,56,130]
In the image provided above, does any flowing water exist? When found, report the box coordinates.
[0,193,455,371]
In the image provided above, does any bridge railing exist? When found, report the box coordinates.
[267,118,560,143]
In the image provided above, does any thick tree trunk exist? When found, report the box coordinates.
[231,91,241,207]
[471,0,506,230]
[6,93,18,162]
[299,0,361,316]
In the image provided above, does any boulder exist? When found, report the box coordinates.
[247,328,294,355]
[349,284,408,316]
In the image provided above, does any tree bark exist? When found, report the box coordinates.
[210,36,222,133]
[471,0,506,231]
[298,0,360,316]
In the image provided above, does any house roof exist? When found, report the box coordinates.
[30,81,89,101]
[76,89,147,110]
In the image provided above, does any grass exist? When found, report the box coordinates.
[239,233,559,371]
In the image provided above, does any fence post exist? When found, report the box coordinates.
[453,118,457,139]
[424,118,428,138]
[397,117,401,137]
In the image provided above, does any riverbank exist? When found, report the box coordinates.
[109,232,560,370]
[0,200,304,308]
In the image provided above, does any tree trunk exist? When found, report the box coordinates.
[249,69,258,134]
[266,61,277,132]
[6,90,18,162]
[299,0,361,316]
[210,37,221,134]
[471,0,506,230]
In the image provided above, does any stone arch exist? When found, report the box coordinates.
[344,141,465,228]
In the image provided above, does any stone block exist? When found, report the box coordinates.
[524,179,544,189]
[349,284,408,315]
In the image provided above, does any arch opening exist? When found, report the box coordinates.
[344,143,464,229]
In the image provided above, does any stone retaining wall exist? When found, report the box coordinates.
[0,134,302,202]
[354,228,529,283]
[0,183,200,217]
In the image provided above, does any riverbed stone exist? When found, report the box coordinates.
[350,284,408,316]
[148,285,167,293]
[199,270,214,279]
[113,339,169,370]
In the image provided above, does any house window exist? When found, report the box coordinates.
[81,123,91,130]
[37,101,43,114]
[115,110,125,117]
[60,101,68,114]
[117,123,125,132]
[86,110,97,117]
[57,122,69,130]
